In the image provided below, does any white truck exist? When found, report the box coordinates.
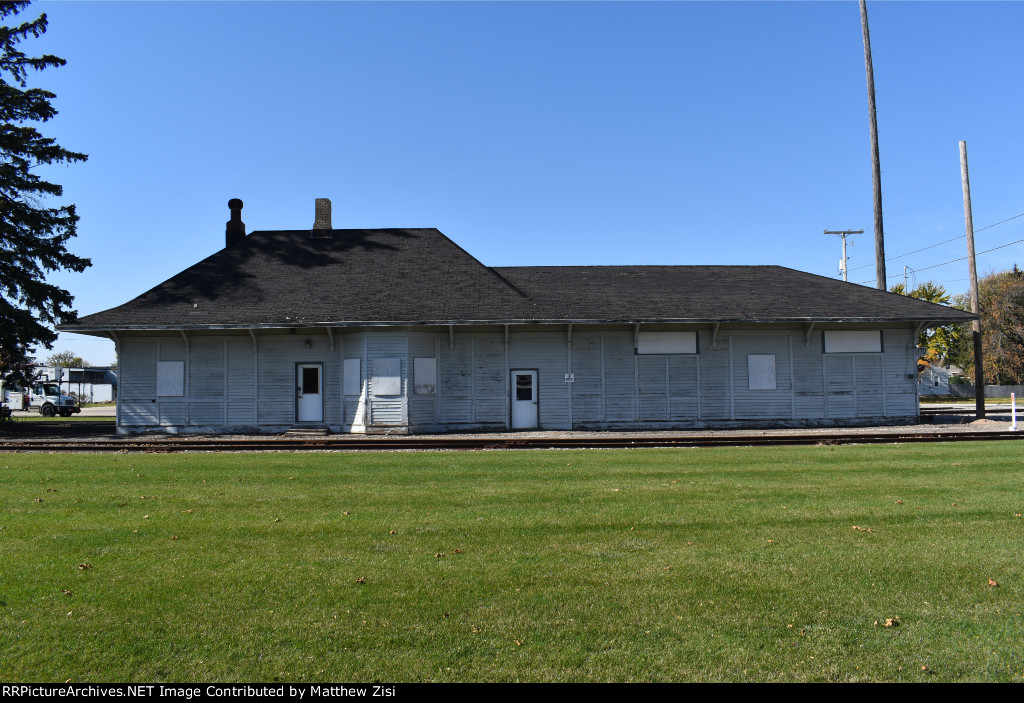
[1,380,81,417]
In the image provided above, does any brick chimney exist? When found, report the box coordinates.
[225,199,245,248]
[312,198,332,237]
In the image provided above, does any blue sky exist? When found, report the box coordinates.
[26,0,1024,366]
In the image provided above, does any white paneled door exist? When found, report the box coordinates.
[297,363,324,422]
[511,370,538,429]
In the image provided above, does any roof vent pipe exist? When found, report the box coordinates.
[312,198,332,237]
[225,198,245,248]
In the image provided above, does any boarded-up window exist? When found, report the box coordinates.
[748,355,776,390]
[824,330,882,353]
[637,331,697,354]
[343,359,361,396]
[156,361,185,396]
[414,357,437,395]
[372,358,401,396]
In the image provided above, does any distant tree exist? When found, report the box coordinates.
[44,350,86,368]
[977,267,1024,385]
[944,267,1024,385]
[0,1,89,390]
[889,280,963,362]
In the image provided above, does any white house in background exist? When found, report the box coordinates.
[918,363,965,396]
[57,199,977,434]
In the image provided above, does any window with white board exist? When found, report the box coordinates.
[637,331,697,354]
[156,361,184,396]
[343,359,361,396]
[371,358,401,396]
[747,355,776,390]
[823,330,882,353]
[413,358,437,395]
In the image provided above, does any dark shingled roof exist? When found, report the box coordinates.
[60,228,977,332]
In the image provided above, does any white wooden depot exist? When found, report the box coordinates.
[113,323,921,434]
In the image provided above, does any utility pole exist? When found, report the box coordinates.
[860,0,886,290]
[824,229,863,282]
[959,140,985,419]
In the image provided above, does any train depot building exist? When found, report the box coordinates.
[59,200,976,434]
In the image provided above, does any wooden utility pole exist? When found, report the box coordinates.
[824,229,863,282]
[859,0,886,290]
[959,140,985,419]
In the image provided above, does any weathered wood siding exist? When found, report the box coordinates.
[256,334,339,426]
[436,332,508,430]
[115,324,921,433]
[508,330,571,430]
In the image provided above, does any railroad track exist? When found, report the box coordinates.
[1,430,1021,453]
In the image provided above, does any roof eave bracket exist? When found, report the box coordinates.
[805,321,816,347]
[448,324,455,350]
[326,326,335,352]
[179,330,190,353]
[248,329,258,354]
[711,322,720,349]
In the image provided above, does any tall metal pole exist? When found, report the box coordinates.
[860,0,886,291]
[960,140,985,418]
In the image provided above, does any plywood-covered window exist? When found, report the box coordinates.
[824,330,882,353]
[747,355,776,390]
[371,358,401,396]
[637,331,697,354]
[156,361,185,396]
[343,359,361,396]
[413,357,437,395]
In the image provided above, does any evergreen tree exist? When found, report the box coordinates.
[0,1,88,388]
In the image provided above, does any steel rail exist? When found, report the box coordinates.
[1,430,1021,453]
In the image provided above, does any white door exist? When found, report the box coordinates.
[511,370,538,429]
[297,364,324,422]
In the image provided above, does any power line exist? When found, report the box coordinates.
[857,235,1024,284]
[847,211,1024,272]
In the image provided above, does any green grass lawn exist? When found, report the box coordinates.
[1,444,1022,682]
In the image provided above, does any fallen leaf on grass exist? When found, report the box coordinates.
[62,589,72,596]
[873,617,899,627]
[170,535,178,541]
[989,578,999,587]
[434,553,445,559]
[451,549,463,554]
[34,498,43,503]
[354,577,366,584]
[273,518,281,523]
[852,526,873,533]
[78,564,91,570]
[895,500,903,504]
[921,666,929,672]
[389,530,397,535]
